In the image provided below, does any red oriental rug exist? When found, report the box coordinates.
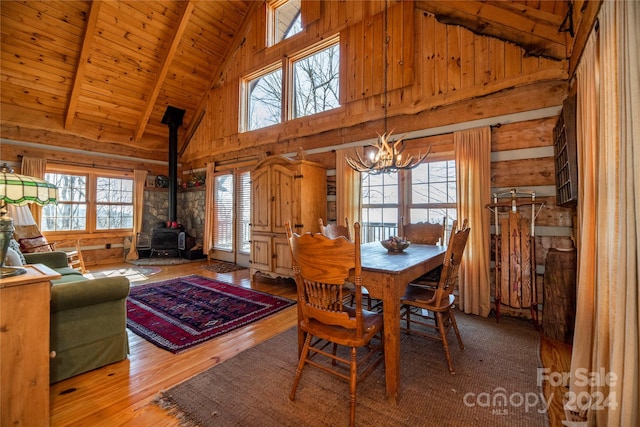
[126,275,295,353]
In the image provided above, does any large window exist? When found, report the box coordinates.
[42,172,87,231]
[95,177,133,230]
[241,37,340,132]
[42,169,133,232]
[360,159,457,243]
[246,67,282,131]
[292,43,340,119]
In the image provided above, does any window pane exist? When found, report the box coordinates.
[236,171,251,254]
[214,174,234,250]
[248,68,282,131]
[42,173,88,231]
[275,0,302,42]
[95,177,133,230]
[360,171,399,243]
[293,43,340,119]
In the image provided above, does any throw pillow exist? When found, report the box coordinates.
[18,235,53,253]
[5,247,23,266]
[8,239,27,265]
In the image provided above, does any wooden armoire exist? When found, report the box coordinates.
[249,156,327,282]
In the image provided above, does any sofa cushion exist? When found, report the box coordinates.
[51,273,88,285]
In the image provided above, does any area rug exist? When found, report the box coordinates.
[84,266,161,283]
[154,314,547,427]
[199,261,247,273]
[126,275,296,353]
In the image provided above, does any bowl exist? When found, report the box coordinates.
[380,237,410,253]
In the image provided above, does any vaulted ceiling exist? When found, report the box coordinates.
[1,1,578,162]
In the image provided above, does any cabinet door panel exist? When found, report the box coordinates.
[251,167,271,232]
[273,235,293,275]
[250,234,272,271]
[272,165,296,234]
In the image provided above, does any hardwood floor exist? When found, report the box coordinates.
[49,260,298,426]
[50,260,572,426]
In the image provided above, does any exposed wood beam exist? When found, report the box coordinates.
[133,0,195,143]
[568,0,602,78]
[179,0,263,156]
[416,0,568,60]
[64,0,102,130]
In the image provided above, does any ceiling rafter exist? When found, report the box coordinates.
[64,0,103,130]
[133,0,195,143]
[415,0,568,60]
[179,0,262,156]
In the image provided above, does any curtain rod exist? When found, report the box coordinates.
[18,155,149,173]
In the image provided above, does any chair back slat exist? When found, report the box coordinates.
[401,217,446,245]
[319,217,351,240]
[434,219,470,306]
[286,220,363,332]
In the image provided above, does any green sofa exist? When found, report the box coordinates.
[23,251,131,383]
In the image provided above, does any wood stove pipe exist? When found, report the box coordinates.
[161,106,186,223]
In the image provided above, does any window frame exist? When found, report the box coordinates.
[240,35,341,133]
[287,36,341,121]
[42,165,134,235]
[241,63,284,132]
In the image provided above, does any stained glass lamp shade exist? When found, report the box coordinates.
[0,165,59,277]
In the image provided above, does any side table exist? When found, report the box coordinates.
[1,264,60,427]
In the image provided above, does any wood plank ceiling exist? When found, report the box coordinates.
[1,0,571,162]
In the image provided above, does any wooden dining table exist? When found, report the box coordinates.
[358,242,447,402]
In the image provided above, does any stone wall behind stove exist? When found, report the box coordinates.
[143,187,205,245]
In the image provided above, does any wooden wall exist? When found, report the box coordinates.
[180,1,567,170]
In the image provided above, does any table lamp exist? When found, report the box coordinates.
[0,163,58,278]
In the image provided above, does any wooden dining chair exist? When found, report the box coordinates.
[285,220,384,427]
[400,216,446,245]
[318,217,351,240]
[319,218,379,311]
[400,219,470,374]
[402,217,447,285]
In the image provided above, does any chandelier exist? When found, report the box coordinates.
[345,1,430,174]
[345,131,430,174]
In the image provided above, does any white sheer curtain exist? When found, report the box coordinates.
[570,1,639,425]
[454,127,492,317]
[125,169,147,261]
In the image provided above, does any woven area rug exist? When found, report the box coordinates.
[126,275,296,353]
[154,314,548,426]
[199,261,247,273]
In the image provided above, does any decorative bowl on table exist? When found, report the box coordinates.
[380,237,410,253]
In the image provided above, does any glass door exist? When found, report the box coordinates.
[209,170,251,266]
